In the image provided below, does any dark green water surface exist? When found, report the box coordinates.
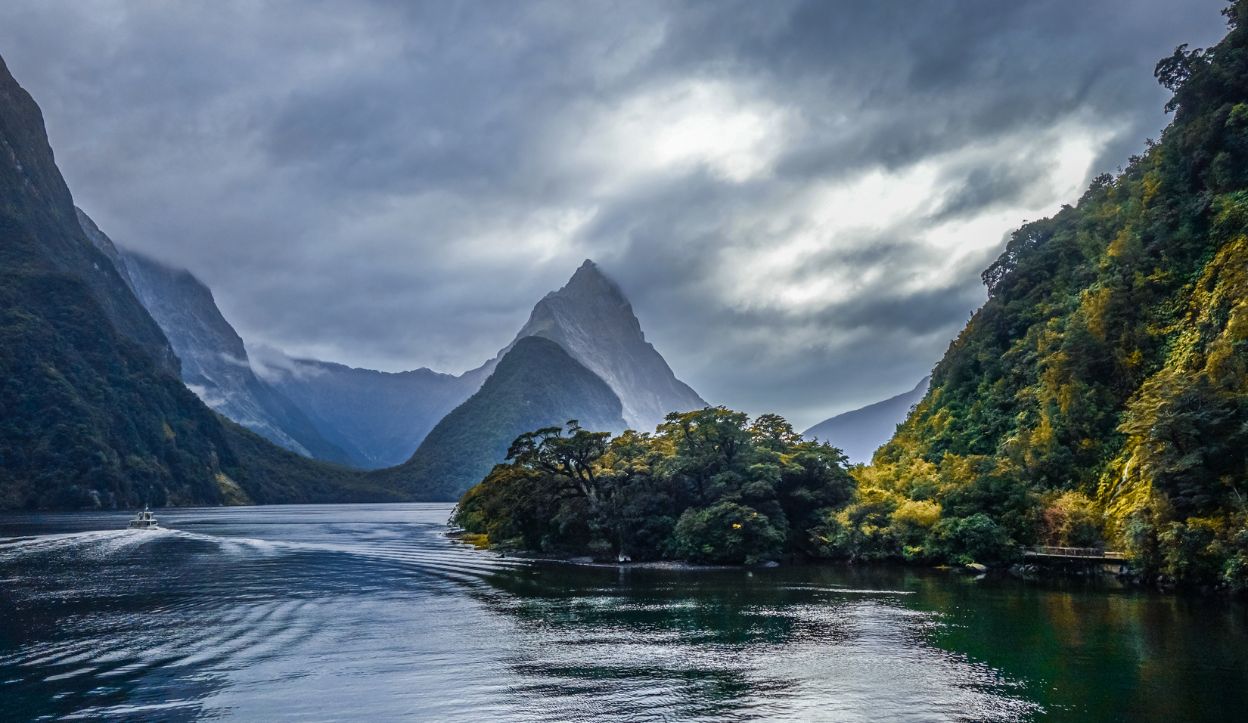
[1,504,1243,722]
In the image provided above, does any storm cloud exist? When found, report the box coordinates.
[0,0,1230,428]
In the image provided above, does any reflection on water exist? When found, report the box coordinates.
[0,505,1243,722]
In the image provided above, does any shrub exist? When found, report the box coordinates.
[669,502,785,565]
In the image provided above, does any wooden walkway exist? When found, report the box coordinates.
[1024,546,1125,562]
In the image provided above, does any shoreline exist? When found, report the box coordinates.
[447,532,1243,596]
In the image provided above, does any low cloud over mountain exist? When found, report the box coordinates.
[0,0,1228,428]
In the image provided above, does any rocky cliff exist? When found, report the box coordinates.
[0,52,395,508]
[109,245,353,466]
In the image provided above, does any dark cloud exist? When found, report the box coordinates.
[0,0,1230,428]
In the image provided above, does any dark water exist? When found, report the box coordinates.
[1,505,1244,722]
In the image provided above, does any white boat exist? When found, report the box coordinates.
[128,506,159,530]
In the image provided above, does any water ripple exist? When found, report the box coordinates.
[4,503,1235,722]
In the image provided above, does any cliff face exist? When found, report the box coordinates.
[804,377,929,465]
[0,56,178,376]
[0,52,226,507]
[0,52,400,508]
[375,336,628,501]
[110,245,353,466]
[484,260,707,432]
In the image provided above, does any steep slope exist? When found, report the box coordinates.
[76,207,137,296]
[0,52,394,509]
[843,7,1248,584]
[111,246,353,466]
[255,355,488,469]
[804,377,929,465]
[375,336,627,501]
[485,260,706,432]
[0,58,177,377]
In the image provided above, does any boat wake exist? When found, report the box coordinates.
[0,528,173,560]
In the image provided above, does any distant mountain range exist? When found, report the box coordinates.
[0,48,709,507]
[803,377,929,465]
[78,208,357,465]
[251,354,487,469]
[0,42,924,510]
[0,41,929,509]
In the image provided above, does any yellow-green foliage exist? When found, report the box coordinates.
[216,473,254,506]
[456,533,490,550]
[1037,491,1101,547]
[846,8,1248,583]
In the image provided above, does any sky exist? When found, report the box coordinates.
[0,0,1232,430]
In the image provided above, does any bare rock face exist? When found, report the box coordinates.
[481,260,707,432]
[803,377,930,465]
[96,234,353,466]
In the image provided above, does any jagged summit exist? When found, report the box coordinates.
[551,259,630,305]
[478,259,706,432]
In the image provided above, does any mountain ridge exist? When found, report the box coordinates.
[0,55,179,377]
[374,335,628,501]
[255,259,705,467]
[109,244,354,466]
[254,352,487,468]
[804,377,930,465]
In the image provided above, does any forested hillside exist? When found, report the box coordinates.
[835,4,1248,587]
[378,336,628,501]
[0,53,399,509]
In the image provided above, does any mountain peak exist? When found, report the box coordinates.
[552,258,627,306]
[481,259,707,431]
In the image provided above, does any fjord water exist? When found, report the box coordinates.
[1,505,1244,722]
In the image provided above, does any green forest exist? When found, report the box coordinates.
[456,4,1248,590]
[453,410,854,564]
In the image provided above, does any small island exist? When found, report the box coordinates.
[454,409,853,565]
